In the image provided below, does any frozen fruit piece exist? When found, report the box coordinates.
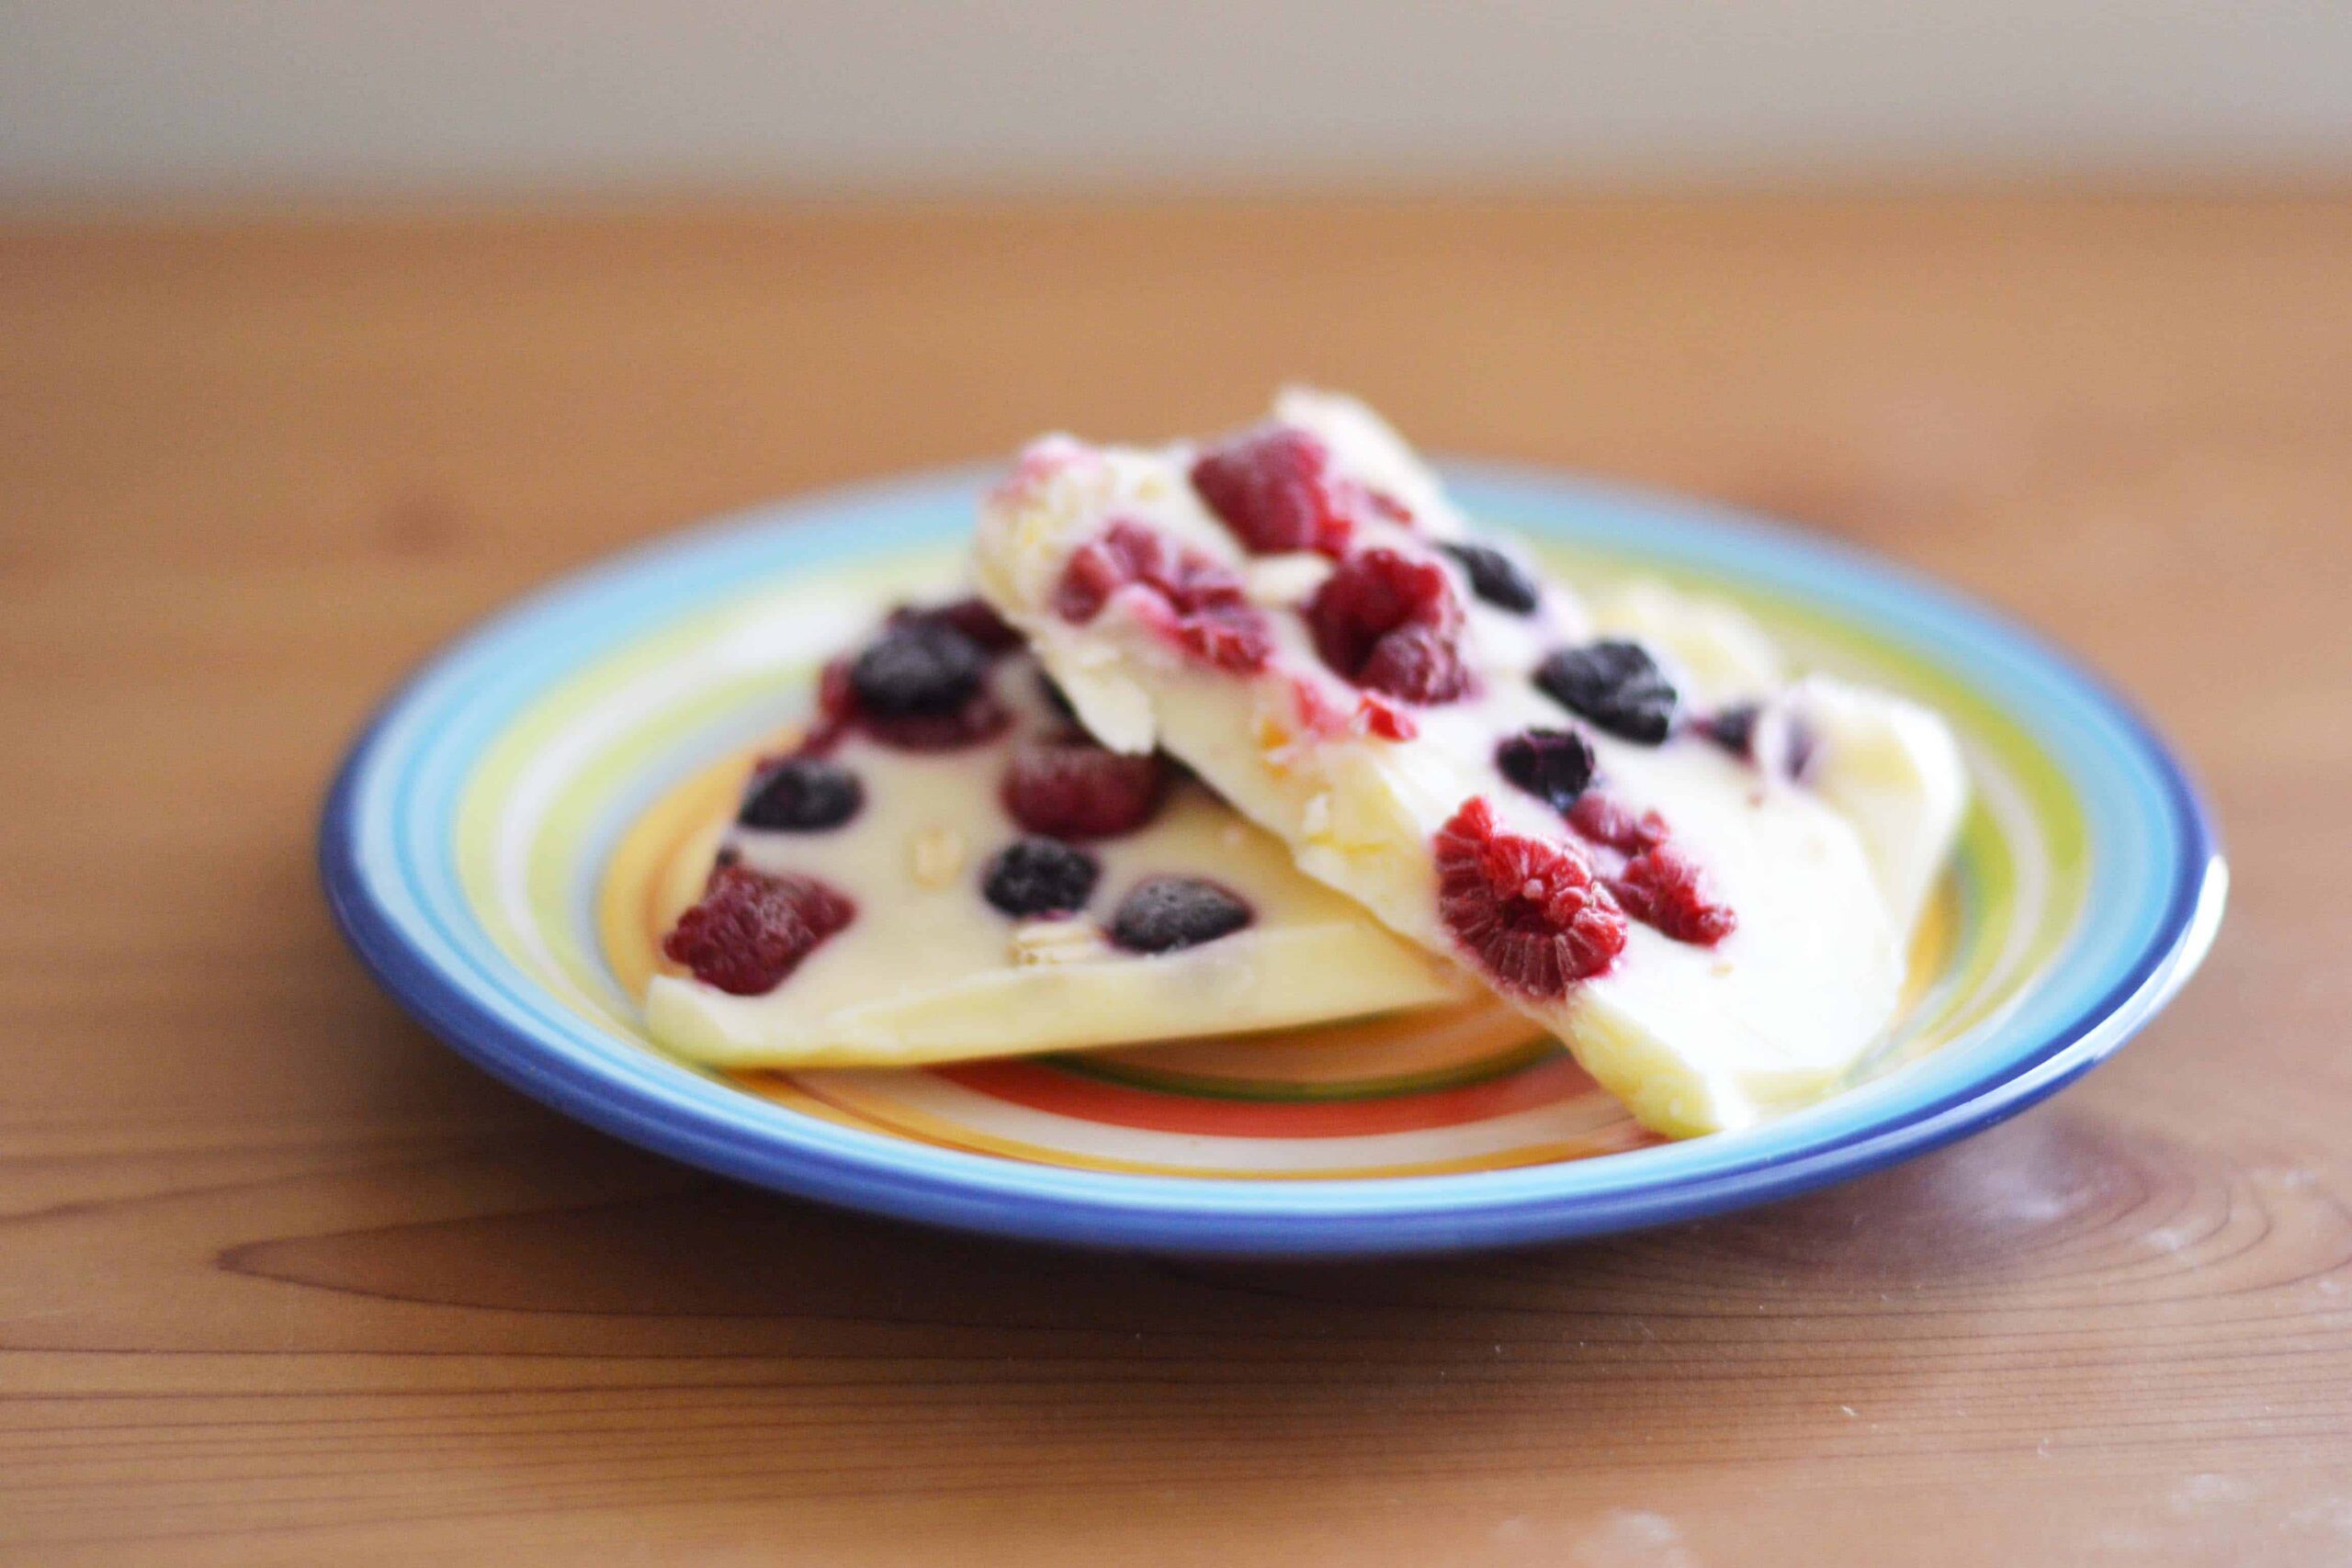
[1109,876,1253,953]
[1609,844,1737,946]
[1495,728,1596,814]
[1306,547,1474,705]
[1534,639,1678,744]
[982,837,1102,918]
[893,595,1021,654]
[1439,541,1540,615]
[1703,701,1761,759]
[1002,738,1170,840]
[662,864,854,997]
[851,622,988,717]
[739,757,864,832]
[1433,797,1625,998]
[1054,520,1274,673]
[1189,425,1354,556]
[1566,792,1670,855]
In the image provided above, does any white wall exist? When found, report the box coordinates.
[4,0,2348,197]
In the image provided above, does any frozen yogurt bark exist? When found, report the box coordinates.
[643,597,1468,1067]
[974,390,1965,1136]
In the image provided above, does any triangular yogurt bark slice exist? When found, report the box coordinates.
[974,389,1966,1136]
[642,596,1470,1068]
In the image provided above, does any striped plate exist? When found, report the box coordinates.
[321,465,2224,1255]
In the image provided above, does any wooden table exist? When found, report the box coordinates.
[4,196,2346,1565]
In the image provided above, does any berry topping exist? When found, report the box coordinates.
[738,757,864,832]
[1439,541,1541,615]
[1566,792,1670,855]
[1496,728,1596,813]
[1608,844,1738,947]
[1053,521,1273,673]
[662,864,854,996]
[1002,737,1170,840]
[891,595,1021,654]
[1189,425,1355,556]
[1305,547,1475,705]
[1108,876,1253,953]
[850,622,987,718]
[1533,639,1679,744]
[1703,701,1761,758]
[1433,797,1626,997]
[981,837,1102,918]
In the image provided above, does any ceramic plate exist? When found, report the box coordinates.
[320,465,2224,1255]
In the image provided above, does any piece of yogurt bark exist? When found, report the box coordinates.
[642,596,1470,1068]
[974,389,1965,1137]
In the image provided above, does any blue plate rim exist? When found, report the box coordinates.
[318,460,2226,1256]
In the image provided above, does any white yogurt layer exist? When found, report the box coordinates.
[643,640,1468,1069]
[975,389,1967,1137]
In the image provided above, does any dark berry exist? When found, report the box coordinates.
[662,864,854,996]
[1053,521,1273,673]
[738,757,863,832]
[1001,738,1170,840]
[1305,547,1475,705]
[1496,728,1596,813]
[1433,797,1625,997]
[1439,541,1540,615]
[1189,425,1354,556]
[850,622,986,718]
[1533,639,1678,744]
[1108,876,1253,953]
[1609,844,1737,946]
[891,595,1021,654]
[1704,702,1761,758]
[981,837,1101,918]
[1566,793,1670,855]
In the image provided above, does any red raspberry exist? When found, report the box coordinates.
[1433,797,1625,997]
[1566,793,1669,855]
[1189,425,1355,557]
[1306,547,1475,705]
[662,864,855,996]
[1002,737,1170,839]
[1053,521,1273,674]
[1609,844,1737,947]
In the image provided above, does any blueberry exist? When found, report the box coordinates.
[982,837,1101,918]
[738,757,864,831]
[1496,728,1596,812]
[1533,639,1678,745]
[1703,702,1761,759]
[1439,542,1540,615]
[1108,876,1252,953]
[849,623,985,717]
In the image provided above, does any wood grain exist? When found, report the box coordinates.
[3,194,2348,1565]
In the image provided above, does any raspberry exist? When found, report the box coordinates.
[1566,793,1669,855]
[1109,877,1253,953]
[1496,728,1595,814]
[1433,797,1625,997]
[662,864,854,996]
[1439,541,1540,615]
[1001,737,1170,840]
[1053,521,1273,674]
[1533,639,1679,745]
[891,595,1020,654]
[981,837,1101,917]
[1305,547,1474,705]
[1608,844,1737,947]
[1189,425,1354,556]
[738,757,863,831]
